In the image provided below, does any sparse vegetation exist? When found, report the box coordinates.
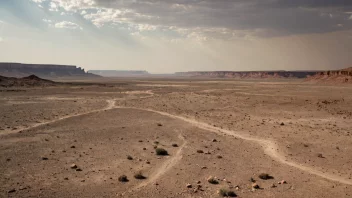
[218,188,237,197]
[134,171,146,179]
[258,173,273,180]
[155,148,168,155]
[118,175,128,182]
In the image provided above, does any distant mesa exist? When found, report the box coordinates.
[88,70,150,77]
[0,62,99,78]
[306,67,352,84]
[174,70,322,79]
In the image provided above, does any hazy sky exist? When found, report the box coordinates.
[0,0,352,73]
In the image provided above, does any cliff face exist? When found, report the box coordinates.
[88,70,150,77]
[306,67,352,83]
[0,63,98,78]
[175,71,320,79]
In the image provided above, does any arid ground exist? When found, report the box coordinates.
[1,78,352,197]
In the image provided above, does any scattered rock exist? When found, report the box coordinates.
[186,183,192,188]
[41,157,48,160]
[207,176,219,184]
[270,183,277,188]
[118,175,128,182]
[212,139,217,142]
[201,166,207,169]
[172,143,178,147]
[157,123,163,126]
[317,153,324,158]
[70,145,75,148]
[64,177,69,180]
[197,150,204,153]
[252,183,260,189]
[70,164,77,169]
[258,173,273,180]
[280,122,285,126]
[76,168,82,171]
[8,189,16,193]
[278,180,287,184]
[127,155,133,160]
[217,155,223,159]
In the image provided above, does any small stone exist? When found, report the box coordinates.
[280,122,285,126]
[8,189,16,193]
[278,180,287,184]
[41,157,48,160]
[76,168,82,171]
[70,145,75,148]
[271,183,277,188]
[146,161,150,164]
[70,164,77,169]
[64,177,69,180]
[201,166,207,169]
[186,183,192,188]
[197,181,201,184]
[143,148,147,150]
[157,123,163,126]
[252,183,260,189]
[127,155,133,160]
[317,153,324,158]
[212,139,217,142]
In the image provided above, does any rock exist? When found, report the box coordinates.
[70,145,75,148]
[212,139,217,142]
[280,122,285,126]
[127,155,133,160]
[186,183,192,188]
[252,183,260,189]
[157,123,163,126]
[197,180,201,184]
[76,168,82,171]
[146,161,150,164]
[201,166,207,169]
[217,155,223,159]
[278,180,287,184]
[118,175,128,182]
[207,176,219,184]
[143,148,147,150]
[64,177,69,180]
[317,153,324,158]
[70,164,77,169]
[271,183,277,188]
[172,143,178,147]
[41,157,48,160]
[197,150,204,153]
[8,189,16,193]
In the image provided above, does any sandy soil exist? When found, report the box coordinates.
[1,79,352,197]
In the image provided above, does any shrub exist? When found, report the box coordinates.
[218,188,237,197]
[155,148,168,156]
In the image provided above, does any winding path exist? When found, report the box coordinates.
[116,105,352,186]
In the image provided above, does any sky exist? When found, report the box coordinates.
[0,0,352,73]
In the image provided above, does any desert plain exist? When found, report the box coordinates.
[1,78,352,197]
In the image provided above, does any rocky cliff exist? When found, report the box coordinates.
[306,67,352,83]
[0,63,99,78]
[175,70,320,79]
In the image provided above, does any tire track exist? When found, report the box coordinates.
[116,105,352,186]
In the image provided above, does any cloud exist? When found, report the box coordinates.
[30,0,352,39]
[0,37,3,42]
[54,21,82,30]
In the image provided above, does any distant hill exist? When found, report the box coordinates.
[306,67,352,84]
[175,70,321,79]
[88,70,149,77]
[0,63,99,78]
[0,75,58,87]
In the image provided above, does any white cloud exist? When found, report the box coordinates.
[31,0,46,3]
[49,2,59,11]
[43,19,53,23]
[51,0,95,12]
[54,21,82,30]
[349,15,352,20]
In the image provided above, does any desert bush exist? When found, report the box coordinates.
[218,188,236,197]
[155,148,168,155]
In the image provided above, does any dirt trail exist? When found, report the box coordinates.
[0,99,116,137]
[120,134,187,196]
[116,105,352,186]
